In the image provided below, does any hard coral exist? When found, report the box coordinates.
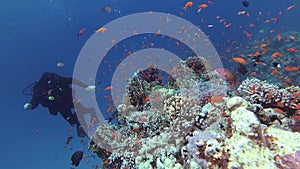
[237,78,300,115]
[127,77,150,111]
[185,56,209,80]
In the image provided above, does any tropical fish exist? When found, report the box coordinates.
[102,6,112,13]
[225,23,232,28]
[66,136,73,145]
[71,151,83,167]
[208,1,213,4]
[207,24,214,28]
[295,103,300,110]
[34,130,40,135]
[253,61,266,66]
[249,23,255,27]
[261,47,268,55]
[271,52,283,59]
[271,68,278,75]
[214,68,237,88]
[243,31,252,38]
[284,66,299,72]
[77,28,85,36]
[287,5,295,11]
[56,61,64,67]
[242,0,249,7]
[272,62,281,68]
[197,4,208,12]
[237,11,246,15]
[273,108,286,115]
[104,86,113,91]
[143,96,150,104]
[95,27,107,33]
[183,1,193,10]
[237,63,248,74]
[271,17,279,23]
[277,34,282,41]
[232,57,247,65]
[287,48,299,52]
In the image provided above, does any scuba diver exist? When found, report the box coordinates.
[23,72,97,137]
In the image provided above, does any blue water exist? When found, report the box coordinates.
[0,0,299,168]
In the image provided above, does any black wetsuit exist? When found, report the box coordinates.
[29,72,93,137]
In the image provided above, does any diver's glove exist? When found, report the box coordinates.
[85,85,96,91]
[24,103,32,110]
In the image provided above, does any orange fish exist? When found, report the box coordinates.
[273,108,286,115]
[208,1,214,4]
[232,57,247,65]
[254,62,267,66]
[237,11,246,15]
[143,96,150,104]
[261,47,268,55]
[96,27,107,33]
[287,5,295,11]
[277,34,282,41]
[284,66,299,72]
[293,115,300,120]
[271,52,283,59]
[104,86,113,91]
[77,28,85,36]
[271,68,278,75]
[271,17,279,23]
[243,31,252,38]
[249,23,255,27]
[197,4,208,12]
[214,68,237,88]
[289,35,296,40]
[295,103,300,109]
[225,23,232,28]
[183,1,193,10]
[287,48,298,52]
[253,51,260,57]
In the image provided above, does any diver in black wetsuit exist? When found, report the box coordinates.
[23,72,97,137]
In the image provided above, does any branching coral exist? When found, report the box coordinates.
[237,78,300,116]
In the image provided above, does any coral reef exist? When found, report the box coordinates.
[89,56,300,169]
[185,96,300,169]
[236,78,300,121]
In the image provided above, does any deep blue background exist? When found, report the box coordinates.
[0,0,299,168]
